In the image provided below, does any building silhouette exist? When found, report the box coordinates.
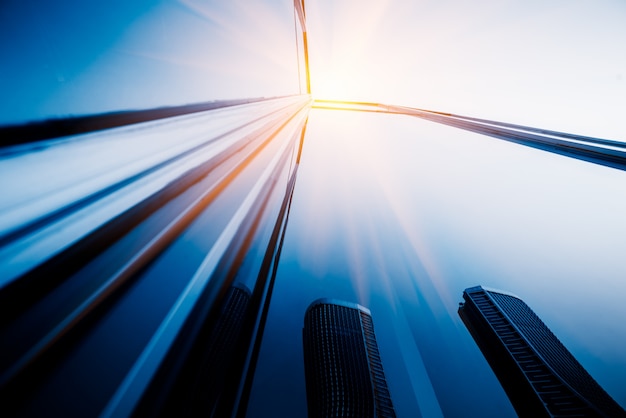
[185,283,252,416]
[459,285,626,418]
[303,299,396,418]
[134,283,253,417]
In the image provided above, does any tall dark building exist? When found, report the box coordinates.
[134,283,253,417]
[459,285,626,418]
[303,299,396,418]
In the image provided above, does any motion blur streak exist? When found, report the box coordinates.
[0,95,312,416]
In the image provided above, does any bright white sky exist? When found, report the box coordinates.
[306,0,626,141]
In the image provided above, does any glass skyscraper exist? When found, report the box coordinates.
[459,285,626,417]
[2,1,626,416]
[303,299,396,418]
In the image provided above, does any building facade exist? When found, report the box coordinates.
[459,285,626,417]
[303,299,396,418]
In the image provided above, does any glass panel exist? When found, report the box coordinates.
[0,0,301,126]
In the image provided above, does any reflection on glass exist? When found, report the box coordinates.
[0,1,301,126]
[459,285,626,418]
[150,284,252,417]
[133,110,310,418]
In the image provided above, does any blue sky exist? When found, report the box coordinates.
[247,108,626,415]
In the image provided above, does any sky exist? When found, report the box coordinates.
[1,0,625,141]
[305,0,626,140]
[246,109,626,415]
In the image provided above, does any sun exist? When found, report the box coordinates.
[311,63,367,102]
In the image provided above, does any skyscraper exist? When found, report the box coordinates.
[134,283,253,417]
[459,285,626,418]
[303,299,396,418]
